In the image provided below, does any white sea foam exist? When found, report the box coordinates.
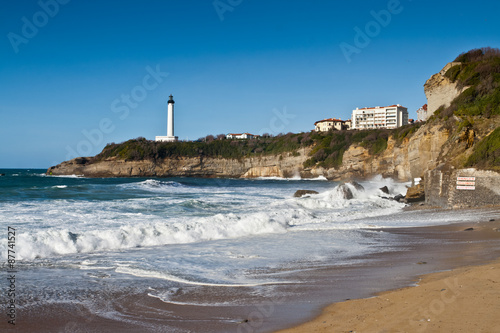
[11,208,290,260]
[44,174,85,178]
[1,177,411,261]
[255,175,327,181]
[147,292,233,307]
[116,266,288,287]
[6,176,479,265]
[118,179,186,192]
[52,185,68,189]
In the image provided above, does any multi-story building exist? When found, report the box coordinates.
[351,104,408,130]
[314,118,351,132]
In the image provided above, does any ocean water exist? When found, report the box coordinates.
[1,169,498,330]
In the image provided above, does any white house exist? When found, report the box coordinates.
[226,133,258,139]
[416,104,429,122]
[351,104,408,130]
[314,118,351,132]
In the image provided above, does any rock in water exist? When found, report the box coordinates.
[379,186,390,194]
[349,181,365,191]
[393,194,405,202]
[337,184,354,200]
[294,190,319,198]
[405,183,425,203]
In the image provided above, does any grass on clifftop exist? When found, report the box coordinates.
[96,133,309,162]
[303,123,422,169]
[95,123,423,171]
[430,47,500,171]
[465,127,500,171]
[441,47,500,118]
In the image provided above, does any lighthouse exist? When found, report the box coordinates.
[155,94,178,142]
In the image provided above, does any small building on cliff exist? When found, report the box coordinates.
[314,118,351,132]
[226,133,258,139]
[416,104,429,122]
[351,104,408,130]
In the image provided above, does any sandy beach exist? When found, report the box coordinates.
[277,219,500,333]
[3,209,500,333]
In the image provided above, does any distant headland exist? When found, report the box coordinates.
[48,48,500,209]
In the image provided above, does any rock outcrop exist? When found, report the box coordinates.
[46,55,500,208]
[48,148,312,179]
[294,190,319,198]
[424,62,466,116]
[404,183,425,203]
[304,123,450,181]
[48,123,450,182]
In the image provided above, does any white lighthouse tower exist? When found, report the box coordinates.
[155,94,178,142]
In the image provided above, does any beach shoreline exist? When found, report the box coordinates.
[2,208,500,333]
[276,213,500,333]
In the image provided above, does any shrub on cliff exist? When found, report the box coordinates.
[465,127,500,171]
[443,47,500,118]
[96,132,311,162]
[302,128,394,169]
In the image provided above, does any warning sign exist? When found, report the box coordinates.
[456,176,476,190]
[456,185,476,190]
[456,181,475,186]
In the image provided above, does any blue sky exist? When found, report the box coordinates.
[1,0,499,168]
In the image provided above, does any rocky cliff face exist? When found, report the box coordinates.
[48,148,312,179]
[424,62,465,116]
[48,124,449,182]
[47,54,500,208]
[303,122,449,181]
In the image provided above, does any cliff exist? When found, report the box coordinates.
[48,147,312,179]
[48,48,500,207]
[316,123,450,181]
[48,123,448,182]
[424,62,466,116]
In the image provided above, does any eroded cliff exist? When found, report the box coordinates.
[48,147,313,179]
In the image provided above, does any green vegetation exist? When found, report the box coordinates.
[92,48,500,173]
[302,127,421,169]
[96,124,424,169]
[465,127,500,171]
[97,133,311,162]
[440,47,500,118]
[391,123,424,145]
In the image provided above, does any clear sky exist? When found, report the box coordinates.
[1,0,499,168]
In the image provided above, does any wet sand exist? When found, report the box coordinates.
[277,258,500,333]
[3,209,500,333]
[277,216,500,333]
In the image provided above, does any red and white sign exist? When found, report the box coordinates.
[456,185,475,190]
[456,176,476,190]
[456,181,475,186]
[457,177,475,181]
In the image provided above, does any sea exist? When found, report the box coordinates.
[1,169,499,332]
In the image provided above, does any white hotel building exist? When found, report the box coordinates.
[351,104,408,130]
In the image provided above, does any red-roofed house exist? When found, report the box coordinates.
[314,118,351,132]
[416,104,429,122]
